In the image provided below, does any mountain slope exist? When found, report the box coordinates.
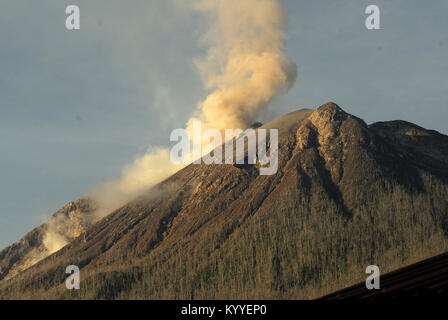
[1,102,448,299]
[0,198,97,281]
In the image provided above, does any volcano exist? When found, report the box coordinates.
[1,102,448,299]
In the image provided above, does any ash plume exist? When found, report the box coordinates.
[40,0,297,257]
[91,0,296,214]
[187,0,297,134]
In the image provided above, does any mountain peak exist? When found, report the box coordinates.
[308,102,350,128]
[315,101,344,114]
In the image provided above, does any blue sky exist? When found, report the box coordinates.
[1,0,447,249]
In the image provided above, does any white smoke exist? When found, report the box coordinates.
[91,0,296,209]
[187,0,297,134]
[89,148,184,218]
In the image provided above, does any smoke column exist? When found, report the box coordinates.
[187,0,296,135]
[37,0,297,256]
[89,0,297,217]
